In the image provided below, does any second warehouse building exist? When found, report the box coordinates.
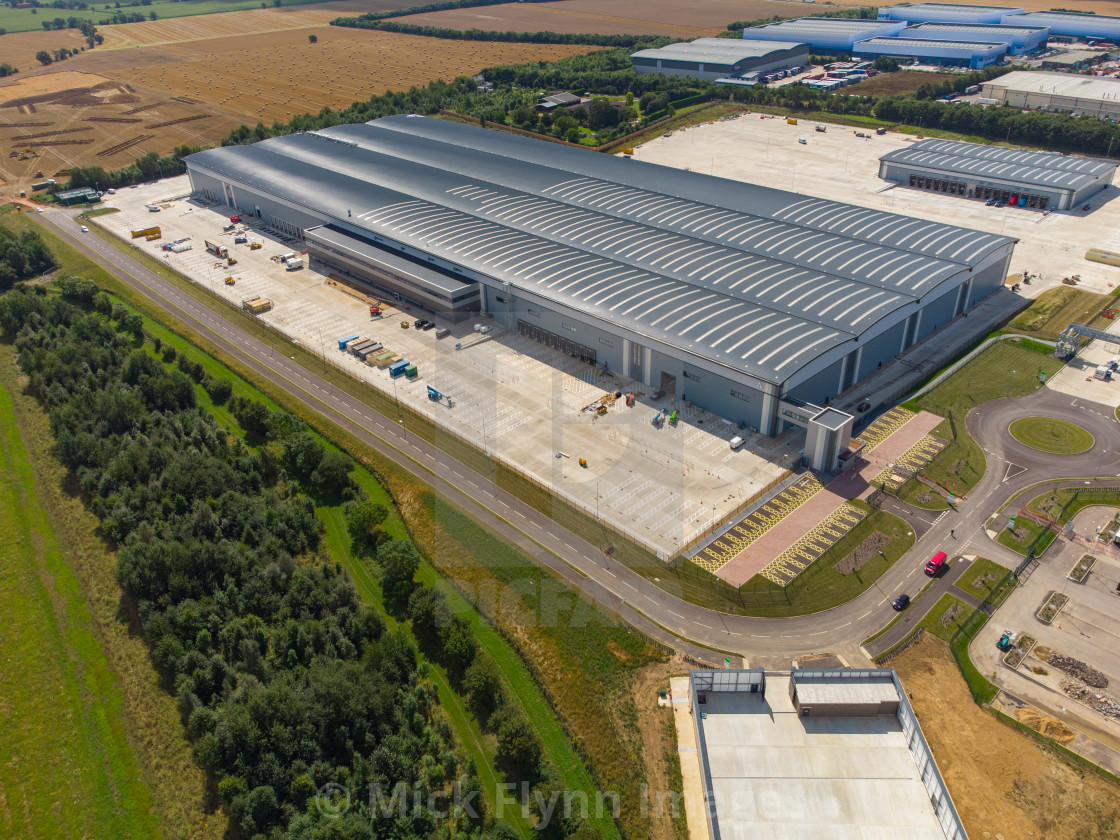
[185,116,1016,437]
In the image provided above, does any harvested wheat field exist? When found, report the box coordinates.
[894,634,1120,840]
[829,0,1120,10]
[395,0,811,38]
[0,29,87,72]
[76,26,593,124]
[0,69,242,188]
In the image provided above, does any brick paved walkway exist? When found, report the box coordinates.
[714,411,943,587]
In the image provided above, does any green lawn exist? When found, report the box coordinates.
[0,369,162,840]
[997,516,1057,556]
[904,340,1064,495]
[956,557,1010,603]
[0,0,332,35]
[919,594,972,643]
[736,501,915,617]
[1026,486,1120,528]
[895,475,951,510]
[1009,416,1094,454]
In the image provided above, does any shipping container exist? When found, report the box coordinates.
[389,360,410,378]
[337,334,360,350]
[374,353,399,367]
[404,364,418,379]
[131,226,160,238]
[349,338,377,356]
[357,342,383,360]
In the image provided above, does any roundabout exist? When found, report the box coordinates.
[1008,416,1094,455]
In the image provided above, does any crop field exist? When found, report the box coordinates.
[79,26,592,124]
[829,0,1120,11]
[394,0,812,37]
[1,15,590,192]
[0,0,368,35]
[0,70,242,187]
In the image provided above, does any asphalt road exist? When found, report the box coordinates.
[35,209,1120,668]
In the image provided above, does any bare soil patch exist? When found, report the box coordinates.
[835,530,889,575]
[396,0,811,37]
[893,634,1120,840]
[848,70,955,97]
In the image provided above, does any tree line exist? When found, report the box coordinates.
[332,17,661,47]
[0,279,530,840]
[337,0,559,24]
[725,5,878,30]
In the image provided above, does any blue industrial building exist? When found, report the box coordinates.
[852,36,1008,68]
[743,17,905,51]
[1001,10,1120,41]
[877,3,1022,24]
[902,22,1048,54]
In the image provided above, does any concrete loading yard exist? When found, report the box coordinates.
[96,179,799,559]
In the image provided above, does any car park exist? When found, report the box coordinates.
[892,594,911,611]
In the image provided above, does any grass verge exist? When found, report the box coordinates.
[918,594,971,644]
[0,352,167,840]
[997,517,1057,556]
[956,557,1010,603]
[904,340,1064,496]
[1005,284,1120,342]
[736,500,915,617]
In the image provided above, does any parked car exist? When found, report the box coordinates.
[892,594,911,611]
[421,321,436,331]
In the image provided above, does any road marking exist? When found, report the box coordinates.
[623,581,637,592]
[604,569,616,577]
[695,622,712,629]
[837,621,851,628]
[564,543,576,551]
[668,610,684,619]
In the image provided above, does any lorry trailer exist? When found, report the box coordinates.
[286,256,304,271]
[205,240,229,258]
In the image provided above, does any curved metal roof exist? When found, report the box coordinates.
[880,138,1116,192]
[186,116,1013,386]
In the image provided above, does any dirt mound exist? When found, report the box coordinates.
[892,634,1120,839]
[1015,708,1075,743]
[1049,653,1109,689]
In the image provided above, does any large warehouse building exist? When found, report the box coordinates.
[878,2,1022,25]
[901,21,1049,54]
[853,35,1008,68]
[631,38,809,82]
[879,138,1118,210]
[184,116,1016,437]
[981,70,1120,120]
[1002,9,1120,41]
[743,17,905,51]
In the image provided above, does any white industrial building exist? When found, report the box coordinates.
[901,21,1049,54]
[631,38,809,82]
[981,70,1120,120]
[878,2,1022,25]
[687,669,966,840]
[184,116,1016,439]
[1002,9,1120,41]
[879,138,1118,211]
[853,36,1008,68]
[743,17,906,51]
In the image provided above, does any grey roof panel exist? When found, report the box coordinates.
[186,116,1013,385]
[880,138,1117,192]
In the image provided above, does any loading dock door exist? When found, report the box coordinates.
[517,320,596,364]
[630,342,644,383]
[660,371,676,396]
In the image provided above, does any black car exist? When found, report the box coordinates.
[892,594,911,612]
[421,321,436,331]
[413,319,428,329]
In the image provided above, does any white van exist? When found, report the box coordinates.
[729,435,746,450]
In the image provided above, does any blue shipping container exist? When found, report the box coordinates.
[337,334,359,350]
[389,360,410,377]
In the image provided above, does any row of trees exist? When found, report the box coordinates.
[333,17,661,47]
[65,145,203,191]
[337,0,557,24]
[0,281,522,840]
[0,223,55,289]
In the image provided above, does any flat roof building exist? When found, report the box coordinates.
[902,21,1048,53]
[853,35,1008,68]
[632,38,809,82]
[743,17,906,51]
[878,2,1022,24]
[1002,9,1120,41]
[981,69,1120,120]
[184,116,1015,435]
[879,137,1118,210]
[688,668,966,840]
